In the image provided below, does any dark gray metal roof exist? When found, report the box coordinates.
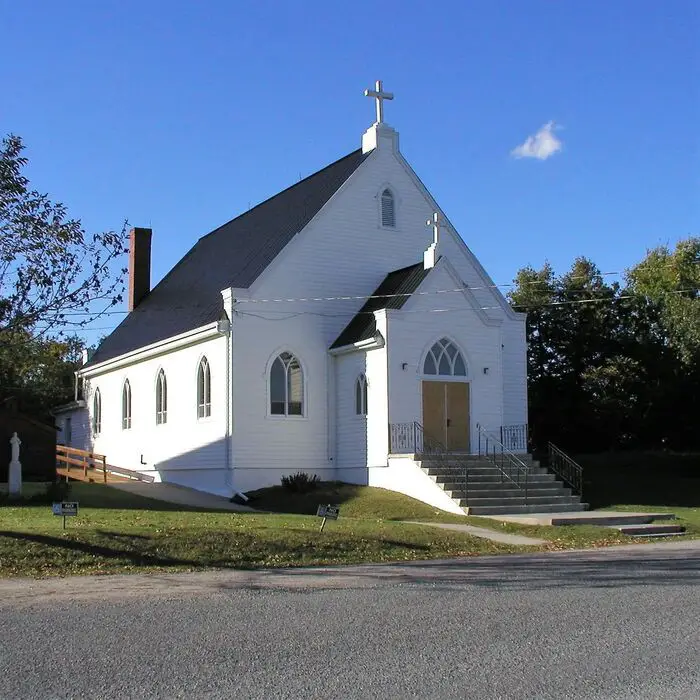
[330,262,432,349]
[87,149,371,367]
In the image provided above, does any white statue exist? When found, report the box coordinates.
[8,432,22,497]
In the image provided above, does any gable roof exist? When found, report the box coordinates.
[331,262,432,349]
[86,149,371,368]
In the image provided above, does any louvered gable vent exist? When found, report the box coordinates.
[381,188,395,227]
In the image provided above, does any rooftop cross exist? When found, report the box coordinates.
[426,212,443,246]
[364,80,394,125]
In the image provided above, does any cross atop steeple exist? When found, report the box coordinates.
[426,212,443,247]
[424,212,444,270]
[364,80,394,125]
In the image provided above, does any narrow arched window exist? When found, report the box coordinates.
[270,352,304,416]
[355,374,368,415]
[156,369,167,424]
[381,188,395,227]
[122,379,132,429]
[423,338,467,376]
[197,357,211,418]
[92,388,102,435]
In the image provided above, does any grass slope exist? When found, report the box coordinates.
[248,482,468,521]
[249,482,661,550]
[0,483,517,578]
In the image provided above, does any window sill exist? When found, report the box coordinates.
[266,414,308,422]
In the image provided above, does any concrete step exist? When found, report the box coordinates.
[459,495,583,508]
[441,485,572,498]
[426,467,553,479]
[421,459,541,469]
[546,512,676,527]
[430,473,558,485]
[438,477,564,490]
[466,503,589,515]
[615,524,686,537]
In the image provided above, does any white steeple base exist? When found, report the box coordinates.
[362,123,399,154]
[424,243,438,270]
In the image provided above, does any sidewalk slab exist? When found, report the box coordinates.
[478,511,676,527]
[108,481,256,512]
[403,521,547,546]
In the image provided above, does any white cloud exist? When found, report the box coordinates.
[511,121,563,160]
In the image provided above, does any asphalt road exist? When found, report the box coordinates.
[1,541,699,700]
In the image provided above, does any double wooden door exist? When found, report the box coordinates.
[422,381,470,451]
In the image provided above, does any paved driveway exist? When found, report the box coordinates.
[1,541,699,699]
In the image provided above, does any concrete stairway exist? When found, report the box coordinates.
[419,455,589,515]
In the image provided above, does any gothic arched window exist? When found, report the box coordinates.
[197,357,211,418]
[270,352,304,416]
[355,374,368,415]
[155,369,167,425]
[122,379,132,430]
[93,388,102,435]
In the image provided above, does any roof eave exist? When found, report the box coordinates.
[329,332,385,356]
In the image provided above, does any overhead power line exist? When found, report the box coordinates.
[46,259,700,317]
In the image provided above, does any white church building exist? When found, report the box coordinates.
[56,82,528,510]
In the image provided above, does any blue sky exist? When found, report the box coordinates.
[2,0,698,338]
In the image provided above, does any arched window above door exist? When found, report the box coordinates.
[423,338,467,377]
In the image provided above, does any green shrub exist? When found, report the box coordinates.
[280,471,319,493]
[43,480,72,503]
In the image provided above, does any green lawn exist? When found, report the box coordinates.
[0,483,519,578]
[2,467,697,580]
[248,481,471,522]
[249,482,671,550]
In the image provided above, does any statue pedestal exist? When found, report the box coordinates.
[8,432,22,498]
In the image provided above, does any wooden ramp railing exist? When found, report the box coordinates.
[56,445,109,483]
[56,445,155,484]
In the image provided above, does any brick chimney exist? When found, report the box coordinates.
[128,227,152,311]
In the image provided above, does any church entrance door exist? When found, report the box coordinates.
[421,381,470,451]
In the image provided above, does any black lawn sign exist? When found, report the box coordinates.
[316,504,340,532]
[52,501,79,529]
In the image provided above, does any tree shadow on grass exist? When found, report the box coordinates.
[96,530,151,541]
[0,530,197,569]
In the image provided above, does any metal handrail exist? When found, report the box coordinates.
[500,424,529,452]
[476,424,530,498]
[389,421,449,456]
[389,421,471,503]
[547,442,583,495]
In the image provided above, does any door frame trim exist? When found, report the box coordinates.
[420,378,472,451]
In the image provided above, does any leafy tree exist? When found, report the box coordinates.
[1,134,127,337]
[509,240,700,452]
[0,133,127,414]
[0,333,84,417]
[626,238,700,365]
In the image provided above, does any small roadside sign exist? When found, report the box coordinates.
[52,501,79,528]
[316,504,340,532]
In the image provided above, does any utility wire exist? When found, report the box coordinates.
[21,287,699,332]
[45,259,700,317]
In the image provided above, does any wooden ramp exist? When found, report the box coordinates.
[56,445,155,484]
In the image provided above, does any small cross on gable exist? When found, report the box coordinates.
[364,80,394,124]
[427,212,443,246]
